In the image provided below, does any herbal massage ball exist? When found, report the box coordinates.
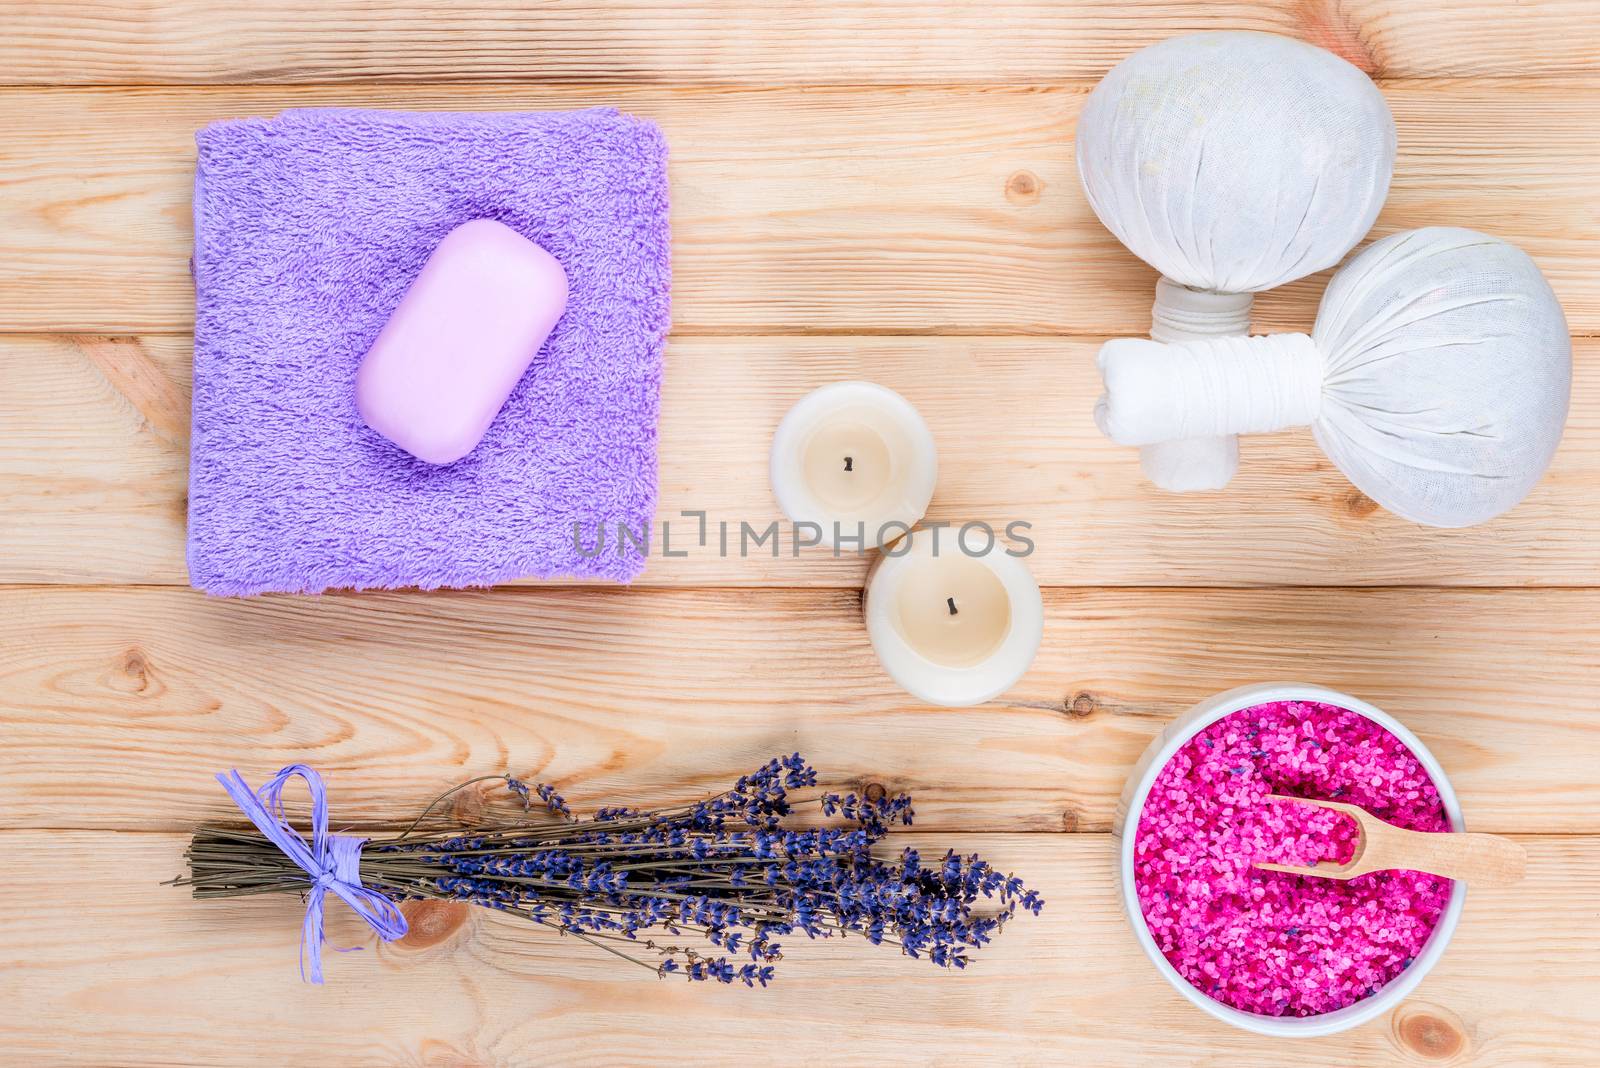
[1095,228,1572,528]
[1076,30,1396,491]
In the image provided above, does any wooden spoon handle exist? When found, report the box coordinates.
[1382,828,1528,888]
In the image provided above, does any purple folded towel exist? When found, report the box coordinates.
[189,107,670,595]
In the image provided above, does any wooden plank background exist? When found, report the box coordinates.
[1,832,1594,1066]
[1,2,1597,1065]
[5,82,1600,336]
[5,0,1600,81]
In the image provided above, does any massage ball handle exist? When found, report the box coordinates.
[1096,333,1323,447]
[1136,279,1255,491]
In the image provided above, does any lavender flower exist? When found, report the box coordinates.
[178,755,1041,985]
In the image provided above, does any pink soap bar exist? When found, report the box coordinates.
[356,219,568,464]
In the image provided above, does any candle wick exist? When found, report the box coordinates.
[947,597,958,616]
[844,456,854,472]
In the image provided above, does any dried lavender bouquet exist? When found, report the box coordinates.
[174,755,1042,985]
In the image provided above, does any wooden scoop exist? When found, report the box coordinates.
[1253,794,1527,888]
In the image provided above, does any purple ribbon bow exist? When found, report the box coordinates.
[217,765,409,983]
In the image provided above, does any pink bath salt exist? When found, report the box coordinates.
[1133,699,1452,1018]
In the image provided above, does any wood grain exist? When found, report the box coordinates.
[4,583,1597,834]
[5,1,1600,84]
[6,333,1599,589]
[4,81,1600,335]
[5,5,1599,1063]
[0,829,1591,1066]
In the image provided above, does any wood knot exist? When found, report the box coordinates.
[1066,692,1097,718]
[861,781,888,804]
[1342,488,1380,518]
[109,647,155,694]
[73,335,192,447]
[1294,0,1381,74]
[449,785,488,826]
[417,1039,486,1068]
[122,648,149,685]
[397,900,471,950]
[1393,1004,1468,1061]
[1060,809,1079,831]
[1005,169,1042,205]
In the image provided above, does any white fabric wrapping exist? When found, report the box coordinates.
[1140,279,1253,490]
[1077,30,1396,491]
[1097,228,1573,528]
[1149,278,1254,342]
[1312,228,1571,526]
[1097,332,1322,444]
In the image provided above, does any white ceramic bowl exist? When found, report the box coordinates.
[1114,682,1467,1037]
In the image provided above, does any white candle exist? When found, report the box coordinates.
[863,527,1043,706]
[769,382,937,550]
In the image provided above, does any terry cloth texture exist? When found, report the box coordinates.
[189,107,670,595]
